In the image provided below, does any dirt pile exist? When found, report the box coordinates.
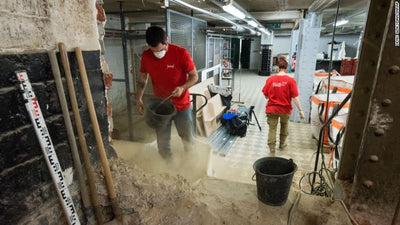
[96,157,353,225]
[98,158,219,225]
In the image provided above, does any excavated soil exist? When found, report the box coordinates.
[93,140,353,225]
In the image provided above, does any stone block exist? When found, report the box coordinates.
[96,3,106,22]
[0,53,52,89]
[103,72,113,88]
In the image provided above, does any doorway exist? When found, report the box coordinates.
[240,39,251,69]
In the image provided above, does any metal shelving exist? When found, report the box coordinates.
[259,44,272,76]
[220,39,234,90]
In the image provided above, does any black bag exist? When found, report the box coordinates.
[220,94,232,109]
[226,116,247,137]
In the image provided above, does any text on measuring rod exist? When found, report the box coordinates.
[16,71,80,225]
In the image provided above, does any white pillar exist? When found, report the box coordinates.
[291,13,322,122]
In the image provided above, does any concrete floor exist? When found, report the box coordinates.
[113,69,332,194]
[207,69,331,193]
[110,69,352,225]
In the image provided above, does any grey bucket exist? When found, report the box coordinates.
[252,157,297,206]
[144,97,177,129]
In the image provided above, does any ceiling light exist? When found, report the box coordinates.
[170,0,252,31]
[222,4,246,20]
[335,20,348,26]
[172,0,257,34]
[247,20,258,28]
[171,0,245,29]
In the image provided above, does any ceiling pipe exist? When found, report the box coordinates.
[208,33,246,39]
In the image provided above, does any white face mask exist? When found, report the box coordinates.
[153,49,167,59]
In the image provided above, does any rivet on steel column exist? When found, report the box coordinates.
[363,180,374,188]
[381,99,392,106]
[388,65,400,74]
[368,155,379,162]
[374,128,385,136]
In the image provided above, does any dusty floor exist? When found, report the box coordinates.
[112,137,212,184]
[105,70,354,224]
[99,156,352,225]
[105,129,352,225]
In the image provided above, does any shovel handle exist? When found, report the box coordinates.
[159,94,173,106]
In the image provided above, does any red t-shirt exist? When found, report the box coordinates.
[262,75,299,114]
[140,44,195,111]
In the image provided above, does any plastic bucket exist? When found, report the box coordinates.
[144,97,177,129]
[252,157,297,206]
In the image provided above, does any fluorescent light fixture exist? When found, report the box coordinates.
[171,0,257,34]
[247,20,258,28]
[222,4,246,20]
[171,0,244,29]
[335,19,348,26]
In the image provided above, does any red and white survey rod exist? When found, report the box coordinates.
[16,71,81,225]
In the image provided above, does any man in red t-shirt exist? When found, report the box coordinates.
[262,57,304,153]
[136,26,199,159]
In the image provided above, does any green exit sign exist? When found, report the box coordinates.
[266,23,281,28]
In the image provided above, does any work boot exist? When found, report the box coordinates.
[158,149,173,162]
[279,135,288,151]
[279,142,288,151]
[268,144,276,153]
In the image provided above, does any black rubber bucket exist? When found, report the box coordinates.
[252,157,297,206]
[144,97,177,129]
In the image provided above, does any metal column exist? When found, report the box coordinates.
[119,2,134,140]
[337,0,400,224]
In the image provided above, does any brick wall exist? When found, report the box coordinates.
[0,51,115,224]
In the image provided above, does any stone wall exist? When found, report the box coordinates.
[0,0,115,224]
[0,0,100,53]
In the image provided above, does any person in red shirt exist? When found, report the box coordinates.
[136,26,199,159]
[262,57,305,153]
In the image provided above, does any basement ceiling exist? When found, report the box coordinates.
[102,0,369,36]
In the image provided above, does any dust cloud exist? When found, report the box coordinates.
[103,113,353,225]
[112,136,212,183]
